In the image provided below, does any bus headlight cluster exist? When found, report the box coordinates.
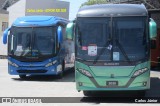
[8,60,19,68]
[132,68,148,78]
[78,68,92,77]
[45,60,57,67]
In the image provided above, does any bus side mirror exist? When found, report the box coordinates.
[3,27,10,44]
[66,22,74,40]
[149,18,157,39]
[57,26,63,43]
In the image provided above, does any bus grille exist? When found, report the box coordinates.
[17,70,47,73]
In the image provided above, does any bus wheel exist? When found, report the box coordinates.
[138,91,146,97]
[57,72,63,79]
[158,58,160,68]
[57,61,65,79]
[83,91,92,96]
[62,60,65,72]
[19,75,26,79]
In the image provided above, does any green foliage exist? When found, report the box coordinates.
[81,0,108,7]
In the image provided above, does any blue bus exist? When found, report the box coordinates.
[3,16,69,79]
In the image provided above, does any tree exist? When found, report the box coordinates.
[81,0,108,7]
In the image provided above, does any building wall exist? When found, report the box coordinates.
[0,13,8,55]
[7,0,69,26]
[1,0,69,55]
[0,0,25,55]
[0,13,8,36]
[7,0,26,26]
[25,0,69,19]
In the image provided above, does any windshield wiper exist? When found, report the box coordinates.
[76,57,88,62]
[93,39,111,64]
[22,49,31,56]
[115,39,131,63]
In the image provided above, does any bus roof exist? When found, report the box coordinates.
[77,4,148,17]
[12,16,68,27]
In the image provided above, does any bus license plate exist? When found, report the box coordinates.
[106,81,118,86]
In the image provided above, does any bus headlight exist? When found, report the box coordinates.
[132,68,148,78]
[45,60,57,67]
[8,60,19,68]
[78,68,92,77]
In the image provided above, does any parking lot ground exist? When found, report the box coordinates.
[0,59,160,105]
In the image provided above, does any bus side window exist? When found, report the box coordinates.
[151,40,156,49]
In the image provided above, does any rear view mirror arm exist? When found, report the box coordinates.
[3,27,11,44]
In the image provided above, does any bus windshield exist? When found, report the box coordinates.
[76,17,148,63]
[8,27,56,61]
[113,17,148,62]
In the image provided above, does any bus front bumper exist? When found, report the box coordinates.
[8,64,62,76]
[76,70,150,91]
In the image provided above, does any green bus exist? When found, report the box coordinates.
[66,4,157,96]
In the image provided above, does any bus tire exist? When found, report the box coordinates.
[138,90,146,97]
[57,60,65,79]
[62,59,65,72]
[19,75,26,79]
[157,58,160,68]
[57,72,63,79]
[83,91,92,96]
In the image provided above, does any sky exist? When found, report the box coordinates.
[61,0,87,20]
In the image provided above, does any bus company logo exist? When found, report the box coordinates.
[1,98,42,103]
[2,98,11,103]
[104,63,119,66]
